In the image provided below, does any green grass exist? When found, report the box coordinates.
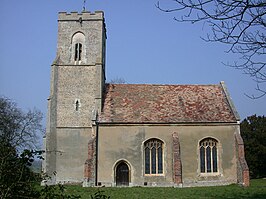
[52,179,266,199]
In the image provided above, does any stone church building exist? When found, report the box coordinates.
[42,11,249,187]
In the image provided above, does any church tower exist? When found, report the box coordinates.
[43,11,106,184]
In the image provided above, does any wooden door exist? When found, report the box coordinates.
[116,162,129,186]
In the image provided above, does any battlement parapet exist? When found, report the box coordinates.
[58,11,104,21]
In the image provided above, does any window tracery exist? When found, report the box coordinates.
[199,138,218,173]
[144,139,163,175]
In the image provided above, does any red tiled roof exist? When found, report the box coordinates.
[99,83,237,123]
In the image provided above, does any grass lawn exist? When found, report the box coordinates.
[54,179,266,199]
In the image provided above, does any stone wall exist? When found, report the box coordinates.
[96,124,239,187]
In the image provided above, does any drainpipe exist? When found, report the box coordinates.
[95,119,99,186]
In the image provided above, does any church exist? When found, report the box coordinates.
[42,11,249,187]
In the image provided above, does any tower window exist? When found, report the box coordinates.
[199,138,218,173]
[74,43,82,61]
[144,139,163,175]
[72,32,85,63]
[75,100,80,111]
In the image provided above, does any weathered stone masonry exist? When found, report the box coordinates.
[235,132,250,187]
[84,137,96,186]
[172,132,182,186]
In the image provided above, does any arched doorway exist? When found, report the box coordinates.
[115,162,129,186]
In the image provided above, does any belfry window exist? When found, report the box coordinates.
[74,43,82,61]
[144,139,163,175]
[72,32,85,63]
[199,138,218,173]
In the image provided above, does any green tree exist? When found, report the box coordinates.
[0,96,43,198]
[157,0,266,98]
[241,115,266,178]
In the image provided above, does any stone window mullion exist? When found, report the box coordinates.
[199,138,219,174]
[144,139,163,175]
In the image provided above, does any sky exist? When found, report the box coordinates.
[0,0,265,127]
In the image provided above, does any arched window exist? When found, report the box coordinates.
[199,138,218,173]
[71,32,85,63]
[144,139,163,175]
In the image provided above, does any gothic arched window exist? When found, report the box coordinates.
[199,138,218,173]
[144,139,163,175]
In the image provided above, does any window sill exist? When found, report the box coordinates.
[198,172,221,177]
[144,174,164,177]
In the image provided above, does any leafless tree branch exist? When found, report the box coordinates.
[0,96,44,151]
[157,0,266,98]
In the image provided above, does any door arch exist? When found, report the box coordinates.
[115,161,130,186]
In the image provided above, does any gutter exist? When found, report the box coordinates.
[97,121,239,126]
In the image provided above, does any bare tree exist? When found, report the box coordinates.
[157,0,266,98]
[0,96,43,150]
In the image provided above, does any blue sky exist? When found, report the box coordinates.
[0,0,265,124]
